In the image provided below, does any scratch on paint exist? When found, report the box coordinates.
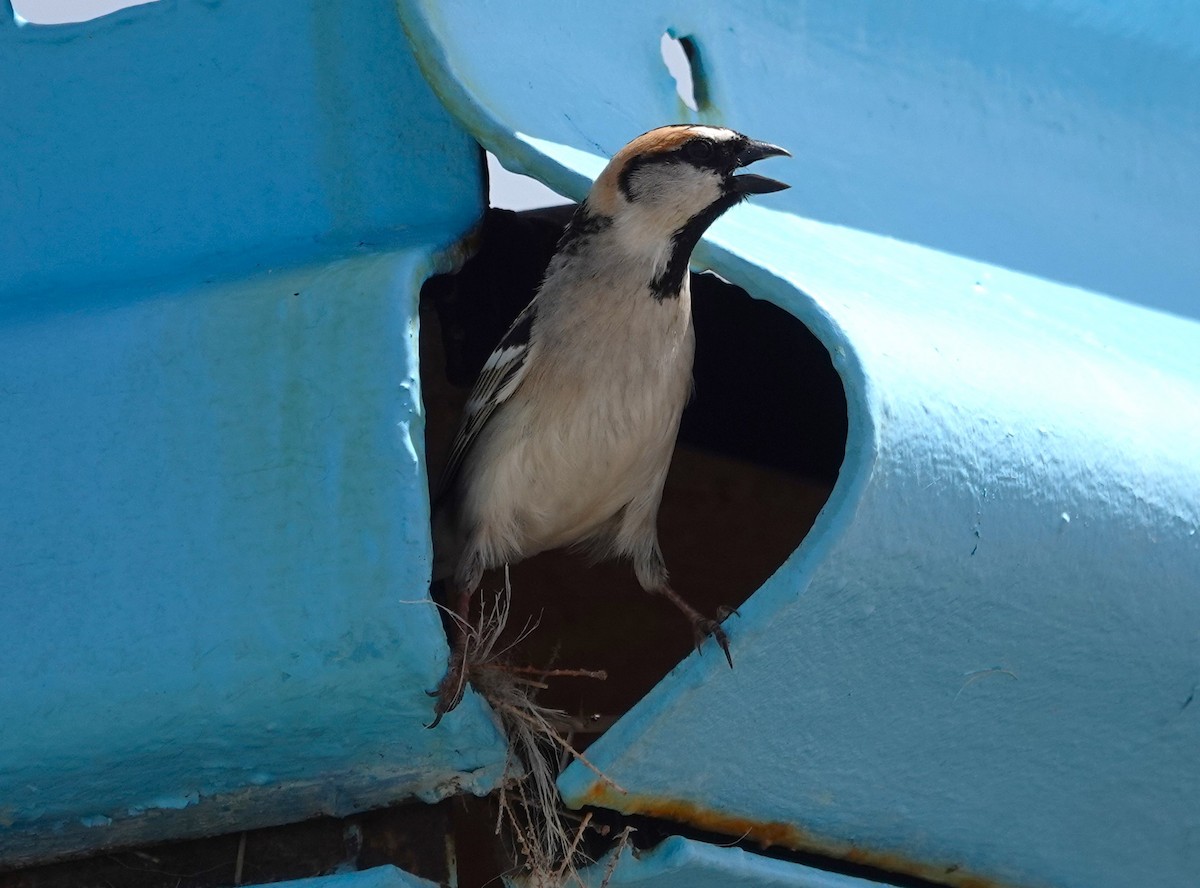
[955,667,1018,700]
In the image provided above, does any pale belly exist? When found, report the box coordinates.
[462,347,690,565]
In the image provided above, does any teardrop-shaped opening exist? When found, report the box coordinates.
[660,31,707,112]
[420,202,847,750]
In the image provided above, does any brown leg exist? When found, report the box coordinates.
[425,583,474,729]
[651,584,736,668]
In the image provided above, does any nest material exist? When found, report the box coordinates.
[459,574,629,887]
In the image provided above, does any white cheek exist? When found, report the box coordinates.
[669,166,724,217]
[609,163,727,273]
[631,165,724,228]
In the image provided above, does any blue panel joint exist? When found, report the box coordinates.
[0,0,505,866]
[396,3,1200,888]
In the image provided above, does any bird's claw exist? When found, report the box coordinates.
[693,617,734,669]
[716,604,741,621]
[424,656,468,729]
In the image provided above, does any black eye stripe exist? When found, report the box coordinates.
[616,133,746,199]
[680,135,743,171]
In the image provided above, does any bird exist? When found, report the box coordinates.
[427,124,789,727]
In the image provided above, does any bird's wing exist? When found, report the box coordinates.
[435,301,538,502]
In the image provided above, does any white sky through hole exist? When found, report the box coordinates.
[12,0,157,25]
[660,32,699,111]
[486,153,571,211]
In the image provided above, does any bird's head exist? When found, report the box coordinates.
[593,125,790,222]
[585,125,789,293]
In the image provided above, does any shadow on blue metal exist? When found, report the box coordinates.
[0,0,505,867]
[397,2,1200,887]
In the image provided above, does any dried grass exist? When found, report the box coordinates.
[405,571,630,886]
[462,571,625,887]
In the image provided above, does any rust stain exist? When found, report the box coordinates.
[578,784,1016,888]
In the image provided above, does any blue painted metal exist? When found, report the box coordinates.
[398,3,1200,887]
[0,0,478,302]
[249,865,437,888]
[581,837,889,888]
[0,0,505,866]
[399,0,1200,322]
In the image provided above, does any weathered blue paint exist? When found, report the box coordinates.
[0,0,505,866]
[398,3,1200,887]
[249,865,437,888]
[582,837,888,888]
[0,0,480,303]
[399,0,1200,322]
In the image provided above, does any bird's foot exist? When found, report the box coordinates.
[651,584,739,669]
[692,612,736,669]
[689,605,739,668]
[425,650,469,729]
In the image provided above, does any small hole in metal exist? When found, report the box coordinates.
[661,32,701,112]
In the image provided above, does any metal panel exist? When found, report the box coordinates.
[397,3,1200,887]
[397,0,1200,321]
[0,0,480,301]
[0,0,505,865]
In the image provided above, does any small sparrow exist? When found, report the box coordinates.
[428,125,789,726]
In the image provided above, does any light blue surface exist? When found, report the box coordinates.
[581,837,887,888]
[0,0,478,303]
[401,0,1200,321]
[399,3,1200,887]
[0,0,504,866]
[252,865,437,888]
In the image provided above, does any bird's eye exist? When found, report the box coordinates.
[685,139,714,162]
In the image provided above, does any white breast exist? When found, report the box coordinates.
[460,268,694,570]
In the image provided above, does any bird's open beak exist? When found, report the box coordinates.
[731,140,790,194]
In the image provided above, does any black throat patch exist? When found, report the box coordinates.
[649,191,744,301]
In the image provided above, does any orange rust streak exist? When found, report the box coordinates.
[578,784,1016,888]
